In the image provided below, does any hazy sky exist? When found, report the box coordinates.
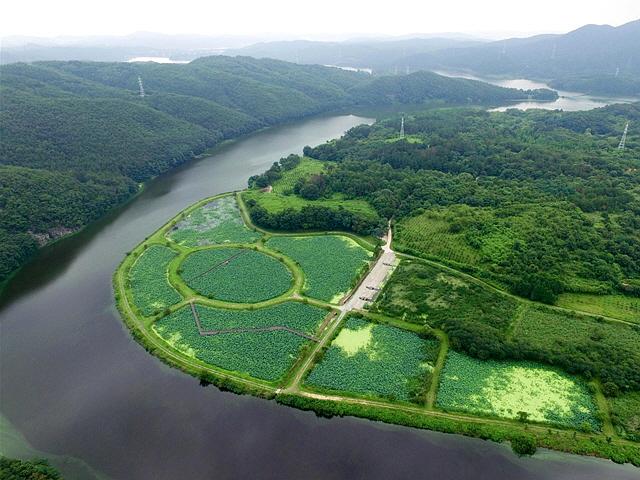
[2,0,639,39]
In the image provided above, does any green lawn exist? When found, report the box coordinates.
[272,157,326,194]
[242,190,377,218]
[556,293,640,324]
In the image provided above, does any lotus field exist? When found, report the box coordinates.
[437,351,600,430]
[129,244,182,316]
[194,301,328,334]
[168,196,260,247]
[179,247,292,303]
[154,306,313,381]
[306,317,439,402]
[266,235,372,303]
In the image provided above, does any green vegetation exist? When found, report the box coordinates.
[271,157,326,194]
[168,196,260,246]
[154,306,312,381]
[437,351,600,430]
[394,209,481,266]
[129,244,182,316]
[194,301,328,334]
[302,105,640,306]
[179,247,292,303]
[0,58,548,285]
[376,259,518,355]
[556,293,640,324]
[512,307,640,393]
[375,258,640,393]
[0,457,62,480]
[243,190,377,218]
[306,316,439,402]
[266,235,372,302]
[609,392,640,441]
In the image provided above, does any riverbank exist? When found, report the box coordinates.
[115,189,640,467]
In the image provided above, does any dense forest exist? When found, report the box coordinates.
[0,56,554,285]
[252,104,640,304]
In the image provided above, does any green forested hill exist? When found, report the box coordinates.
[271,104,640,303]
[0,56,553,284]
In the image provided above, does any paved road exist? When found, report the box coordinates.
[341,224,396,312]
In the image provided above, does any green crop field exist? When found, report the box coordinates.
[437,351,600,430]
[376,259,518,334]
[512,307,640,389]
[194,301,328,334]
[242,190,378,219]
[266,235,372,303]
[168,196,261,247]
[129,245,182,316]
[395,210,482,266]
[272,157,326,194]
[609,392,640,441]
[179,247,292,303]
[556,293,640,323]
[305,317,439,402]
[154,306,310,381]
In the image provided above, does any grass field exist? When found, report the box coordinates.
[376,260,518,333]
[305,317,439,402]
[154,306,312,381]
[272,157,326,194]
[395,210,482,266]
[194,301,328,335]
[179,248,292,303]
[609,392,640,441]
[266,235,372,303]
[168,196,260,247]
[556,293,640,323]
[437,351,600,430]
[129,245,182,316]
[242,189,378,219]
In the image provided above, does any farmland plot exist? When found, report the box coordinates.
[194,301,328,335]
[154,307,310,381]
[168,196,260,247]
[266,235,372,303]
[129,244,182,316]
[305,317,439,402]
[437,351,600,430]
[179,247,292,303]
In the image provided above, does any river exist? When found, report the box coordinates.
[433,70,637,111]
[1,114,638,480]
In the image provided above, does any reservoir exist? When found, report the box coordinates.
[1,114,638,479]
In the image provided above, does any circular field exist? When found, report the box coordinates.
[178,247,293,303]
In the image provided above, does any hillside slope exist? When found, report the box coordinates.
[0,56,553,285]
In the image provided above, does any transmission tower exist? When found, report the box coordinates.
[618,122,629,150]
[400,116,405,139]
[137,76,145,97]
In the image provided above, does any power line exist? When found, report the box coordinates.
[137,76,145,97]
[618,122,629,150]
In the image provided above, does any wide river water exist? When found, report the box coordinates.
[1,114,638,479]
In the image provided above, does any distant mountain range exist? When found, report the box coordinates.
[230,20,640,96]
